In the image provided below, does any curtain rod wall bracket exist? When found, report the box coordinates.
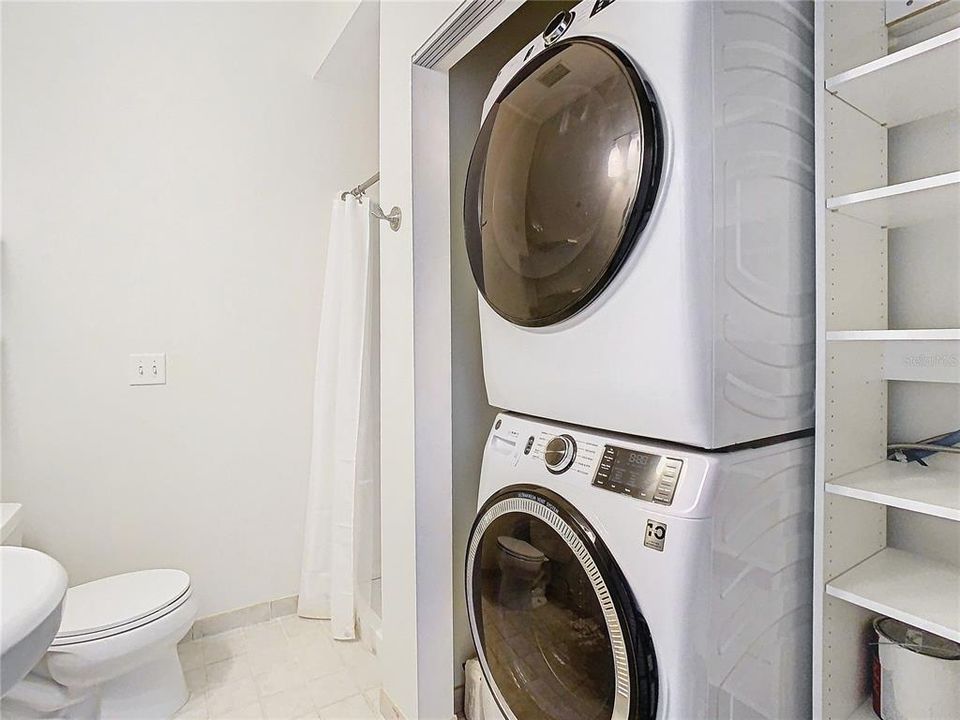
[371,203,402,232]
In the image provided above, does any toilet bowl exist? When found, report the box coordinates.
[495,536,547,610]
[4,569,197,720]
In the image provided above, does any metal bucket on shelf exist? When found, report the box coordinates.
[872,617,960,720]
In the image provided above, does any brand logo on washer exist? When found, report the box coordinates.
[644,520,667,552]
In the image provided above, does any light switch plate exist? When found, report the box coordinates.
[129,353,166,385]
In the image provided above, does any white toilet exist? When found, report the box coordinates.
[4,569,197,720]
[495,536,548,611]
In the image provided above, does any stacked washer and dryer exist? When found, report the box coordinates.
[462,2,815,720]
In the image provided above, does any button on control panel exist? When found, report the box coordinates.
[592,444,683,505]
[652,458,683,505]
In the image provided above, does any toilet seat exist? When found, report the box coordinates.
[496,536,545,563]
[52,570,191,647]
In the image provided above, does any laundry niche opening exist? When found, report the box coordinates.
[446,0,579,705]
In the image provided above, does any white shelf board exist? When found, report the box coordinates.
[826,328,960,341]
[826,548,960,642]
[826,171,960,227]
[825,28,960,127]
[826,330,960,383]
[884,336,960,383]
[848,699,877,720]
[827,461,960,520]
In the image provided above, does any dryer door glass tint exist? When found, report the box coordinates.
[471,511,619,720]
[464,39,661,327]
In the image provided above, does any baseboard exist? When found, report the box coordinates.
[379,689,406,720]
[356,602,382,655]
[184,594,298,640]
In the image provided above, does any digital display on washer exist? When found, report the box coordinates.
[592,445,683,504]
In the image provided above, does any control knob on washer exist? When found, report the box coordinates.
[542,10,574,46]
[544,434,577,474]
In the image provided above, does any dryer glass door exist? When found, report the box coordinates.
[464,39,662,327]
[466,488,657,720]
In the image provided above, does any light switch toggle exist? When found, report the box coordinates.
[129,353,166,386]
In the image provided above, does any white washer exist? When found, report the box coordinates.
[466,413,813,720]
[464,0,815,448]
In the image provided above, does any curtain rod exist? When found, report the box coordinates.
[340,172,380,201]
[338,170,401,232]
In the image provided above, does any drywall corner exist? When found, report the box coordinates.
[312,0,365,78]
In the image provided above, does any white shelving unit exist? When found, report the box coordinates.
[826,548,960,642]
[826,328,960,341]
[826,461,960,520]
[825,329,960,384]
[826,27,960,126]
[815,2,960,718]
[826,171,960,227]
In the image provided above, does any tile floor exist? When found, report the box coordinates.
[175,615,383,720]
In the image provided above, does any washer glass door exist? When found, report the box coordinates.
[466,489,657,720]
[464,39,662,327]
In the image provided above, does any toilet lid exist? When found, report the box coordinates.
[497,536,546,562]
[56,569,191,640]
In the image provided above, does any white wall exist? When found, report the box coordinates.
[314,0,382,624]
[2,1,378,617]
[378,2,458,717]
[310,0,363,76]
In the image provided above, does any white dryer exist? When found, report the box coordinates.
[464,0,815,448]
[466,413,813,720]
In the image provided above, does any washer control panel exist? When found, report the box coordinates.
[592,445,683,505]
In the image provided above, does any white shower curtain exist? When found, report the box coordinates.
[298,195,378,640]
